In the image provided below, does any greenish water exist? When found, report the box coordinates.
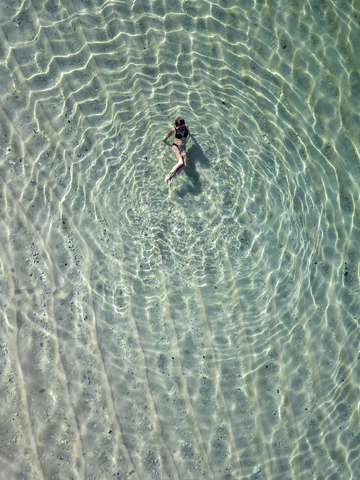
[0,0,359,479]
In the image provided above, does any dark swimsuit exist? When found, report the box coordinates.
[173,126,188,153]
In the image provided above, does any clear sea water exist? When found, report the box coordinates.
[0,0,359,479]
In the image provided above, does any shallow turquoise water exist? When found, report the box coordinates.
[0,0,360,479]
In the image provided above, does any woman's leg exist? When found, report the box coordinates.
[167,161,185,186]
[165,148,186,185]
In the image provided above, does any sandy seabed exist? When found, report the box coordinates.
[0,0,360,479]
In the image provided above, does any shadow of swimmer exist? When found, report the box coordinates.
[179,133,211,195]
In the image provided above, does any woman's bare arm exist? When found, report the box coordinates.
[163,128,175,142]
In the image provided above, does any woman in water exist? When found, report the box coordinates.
[163,117,189,186]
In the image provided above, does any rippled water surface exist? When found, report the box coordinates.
[1,0,360,478]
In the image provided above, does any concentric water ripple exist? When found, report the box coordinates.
[0,0,359,479]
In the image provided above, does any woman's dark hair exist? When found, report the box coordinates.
[175,117,185,127]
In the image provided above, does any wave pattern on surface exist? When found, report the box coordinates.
[0,0,360,479]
